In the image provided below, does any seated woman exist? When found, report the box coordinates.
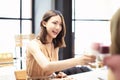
[26,10,96,80]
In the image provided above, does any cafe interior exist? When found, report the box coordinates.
[0,0,120,80]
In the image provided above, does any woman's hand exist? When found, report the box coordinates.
[56,72,67,78]
[78,54,96,65]
[55,72,76,80]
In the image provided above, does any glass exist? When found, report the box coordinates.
[84,42,101,69]
[83,50,99,69]
[83,43,110,69]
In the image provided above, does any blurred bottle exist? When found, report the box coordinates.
[99,45,110,61]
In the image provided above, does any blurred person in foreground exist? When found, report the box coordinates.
[103,8,120,80]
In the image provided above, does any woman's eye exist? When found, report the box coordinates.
[52,22,62,27]
[52,22,57,24]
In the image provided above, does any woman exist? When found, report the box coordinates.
[103,8,120,80]
[26,10,96,80]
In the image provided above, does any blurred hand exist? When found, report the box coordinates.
[56,72,67,78]
[78,54,96,65]
[103,55,120,80]
[55,72,76,80]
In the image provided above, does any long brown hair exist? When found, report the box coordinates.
[110,8,120,54]
[36,10,66,48]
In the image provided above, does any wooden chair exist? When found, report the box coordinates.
[14,34,35,57]
[0,52,14,67]
[15,34,35,47]
[14,34,35,69]
[14,69,27,80]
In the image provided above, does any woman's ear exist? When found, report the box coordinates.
[42,21,46,27]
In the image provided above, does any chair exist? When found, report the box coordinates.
[0,52,14,67]
[14,34,35,69]
[15,34,35,47]
[14,69,27,80]
[14,34,35,58]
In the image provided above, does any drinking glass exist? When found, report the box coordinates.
[91,43,110,69]
[88,42,101,69]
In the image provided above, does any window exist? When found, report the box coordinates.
[0,0,33,69]
[72,0,120,56]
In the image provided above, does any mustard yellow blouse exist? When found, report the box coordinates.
[26,39,58,78]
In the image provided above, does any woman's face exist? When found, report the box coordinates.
[44,15,62,39]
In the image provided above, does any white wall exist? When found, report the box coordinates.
[35,0,55,34]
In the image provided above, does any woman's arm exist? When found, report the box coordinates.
[27,40,96,76]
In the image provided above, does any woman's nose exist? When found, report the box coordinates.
[56,25,61,30]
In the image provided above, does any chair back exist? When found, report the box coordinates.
[14,69,27,80]
[15,34,35,47]
[14,34,35,69]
